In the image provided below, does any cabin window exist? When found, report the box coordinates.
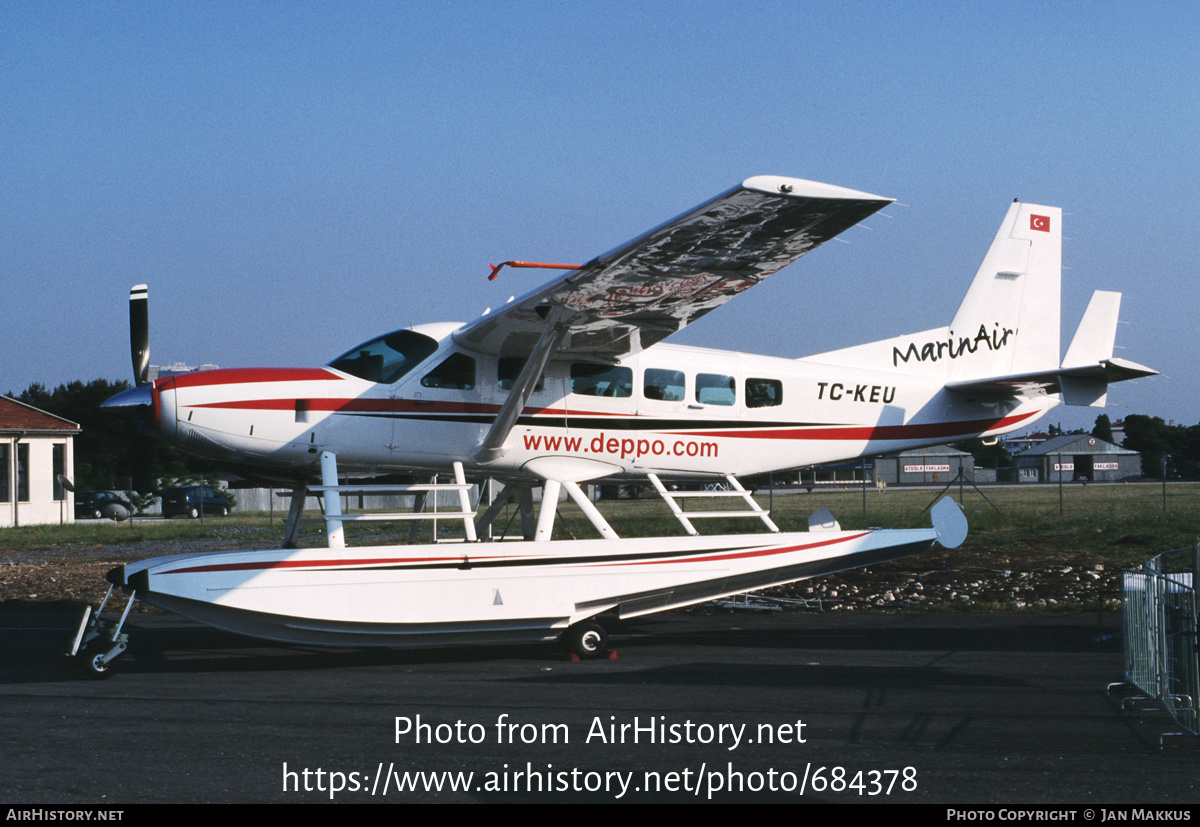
[571,363,632,397]
[497,357,545,392]
[745,378,783,408]
[643,368,684,401]
[0,444,7,502]
[695,373,735,406]
[421,353,476,391]
[328,329,439,384]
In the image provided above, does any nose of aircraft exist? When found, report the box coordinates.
[102,379,177,441]
[154,376,177,440]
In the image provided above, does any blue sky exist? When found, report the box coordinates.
[3,2,1196,432]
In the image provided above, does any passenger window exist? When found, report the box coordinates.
[696,373,735,406]
[421,353,476,390]
[643,368,684,402]
[571,363,632,397]
[497,357,545,392]
[745,378,783,408]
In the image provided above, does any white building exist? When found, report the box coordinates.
[0,397,80,527]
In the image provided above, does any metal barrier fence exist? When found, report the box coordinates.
[1118,546,1199,739]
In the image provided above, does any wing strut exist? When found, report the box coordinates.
[471,317,570,465]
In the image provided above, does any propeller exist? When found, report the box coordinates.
[130,284,150,387]
[103,285,154,408]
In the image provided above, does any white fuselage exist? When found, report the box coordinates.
[151,326,1054,484]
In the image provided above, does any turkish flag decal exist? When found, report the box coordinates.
[1030,214,1051,232]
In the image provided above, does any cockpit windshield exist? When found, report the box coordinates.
[327,329,439,384]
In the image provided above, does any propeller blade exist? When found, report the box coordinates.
[130,284,150,386]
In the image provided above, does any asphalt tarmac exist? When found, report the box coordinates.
[1,608,1196,805]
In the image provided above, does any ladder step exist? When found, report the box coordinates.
[313,455,479,546]
[646,472,778,535]
[667,510,771,519]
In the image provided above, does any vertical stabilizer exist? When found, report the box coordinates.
[946,201,1061,380]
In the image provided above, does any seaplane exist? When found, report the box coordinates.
[70,175,1155,675]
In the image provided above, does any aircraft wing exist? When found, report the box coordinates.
[453,176,893,360]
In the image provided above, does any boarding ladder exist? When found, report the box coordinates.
[303,452,477,548]
[647,473,779,536]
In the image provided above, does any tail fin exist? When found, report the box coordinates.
[807,200,1063,379]
[945,200,1061,380]
[805,198,1156,403]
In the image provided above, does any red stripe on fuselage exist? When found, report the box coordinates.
[666,410,1039,441]
[186,398,635,417]
[177,387,1037,445]
[190,398,499,414]
[167,368,342,389]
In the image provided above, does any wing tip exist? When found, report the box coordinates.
[742,175,893,204]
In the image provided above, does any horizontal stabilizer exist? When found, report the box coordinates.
[946,357,1158,405]
[946,285,1155,407]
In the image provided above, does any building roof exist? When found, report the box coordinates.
[1006,431,1050,444]
[0,396,80,433]
[1015,433,1136,456]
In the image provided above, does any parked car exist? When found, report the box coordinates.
[161,485,232,518]
[75,491,134,521]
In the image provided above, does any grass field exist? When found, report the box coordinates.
[552,482,1200,571]
[2,482,1196,571]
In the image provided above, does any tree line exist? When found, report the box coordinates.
[8,379,226,492]
[1119,414,1200,479]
